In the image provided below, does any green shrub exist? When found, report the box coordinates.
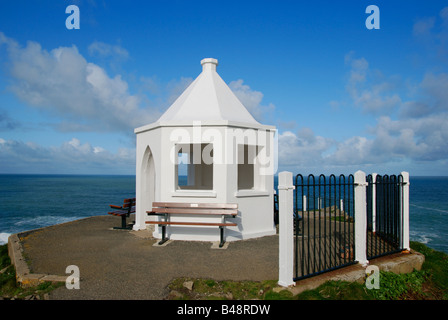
[0,244,11,269]
[369,270,428,300]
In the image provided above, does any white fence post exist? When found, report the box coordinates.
[401,171,410,251]
[371,173,377,233]
[278,171,295,287]
[354,170,369,266]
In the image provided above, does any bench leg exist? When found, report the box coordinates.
[158,225,169,245]
[113,215,131,230]
[121,215,127,229]
[219,226,225,248]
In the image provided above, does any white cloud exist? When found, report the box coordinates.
[413,6,448,62]
[228,79,275,123]
[0,32,156,133]
[419,72,448,112]
[87,40,130,73]
[0,32,276,135]
[330,136,372,166]
[137,75,194,116]
[88,41,129,60]
[2,28,447,176]
[0,110,19,131]
[371,114,448,162]
[413,17,435,36]
[166,77,194,106]
[260,44,448,174]
[303,49,447,172]
[0,137,135,174]
[278,66,448,172]
[344,53,401,115]
[277,128,334,168]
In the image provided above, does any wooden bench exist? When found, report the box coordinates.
[108,198,136,229]
[146,202,238,247]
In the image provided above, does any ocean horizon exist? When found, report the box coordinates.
[1,173,447,254]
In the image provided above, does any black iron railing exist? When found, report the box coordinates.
[366,174,404,259]
[293,174,356,281]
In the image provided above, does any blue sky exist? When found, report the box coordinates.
[1,0,448,176]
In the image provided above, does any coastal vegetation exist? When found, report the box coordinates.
[0,244,61,300]
[0,241,447,300]
[167,241,447,300]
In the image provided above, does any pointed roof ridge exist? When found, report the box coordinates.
[157,58,259,125]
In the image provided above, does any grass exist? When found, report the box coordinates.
[167,278,295,300]
[168,276,372,300]
[409,241,448,299]
[167,269,438,301]
[367,269,429,300]
[167,241,448,300]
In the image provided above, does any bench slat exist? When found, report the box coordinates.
[148,208,237,215]
[108,209,135,216]
[110,207,135,211]
[152,202,237,209]
[146,221,237,227]
[108,212,127,216]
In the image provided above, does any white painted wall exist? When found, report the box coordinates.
[134,122,276,242]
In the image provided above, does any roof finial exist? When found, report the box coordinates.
[201,58,218,72]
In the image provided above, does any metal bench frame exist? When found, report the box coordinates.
[108,198,136,230]
[146,202,238,248]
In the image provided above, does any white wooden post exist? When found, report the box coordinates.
[278,171,295,287]
[340,199,344,212]
[401,171,410,251]
[354,170,368,266]
[371,173,377,233]
[303,195,307,212]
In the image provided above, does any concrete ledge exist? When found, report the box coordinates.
[286,250,425,296]
[8,233,67,288]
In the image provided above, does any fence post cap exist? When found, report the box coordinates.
[400,171,410,182]
[278,171,293,186]
[354,170,367,185]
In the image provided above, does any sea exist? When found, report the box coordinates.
[0,174,447,254]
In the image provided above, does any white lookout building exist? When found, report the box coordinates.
[133,58,277,243]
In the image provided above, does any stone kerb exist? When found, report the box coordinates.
[8,233,67,288]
